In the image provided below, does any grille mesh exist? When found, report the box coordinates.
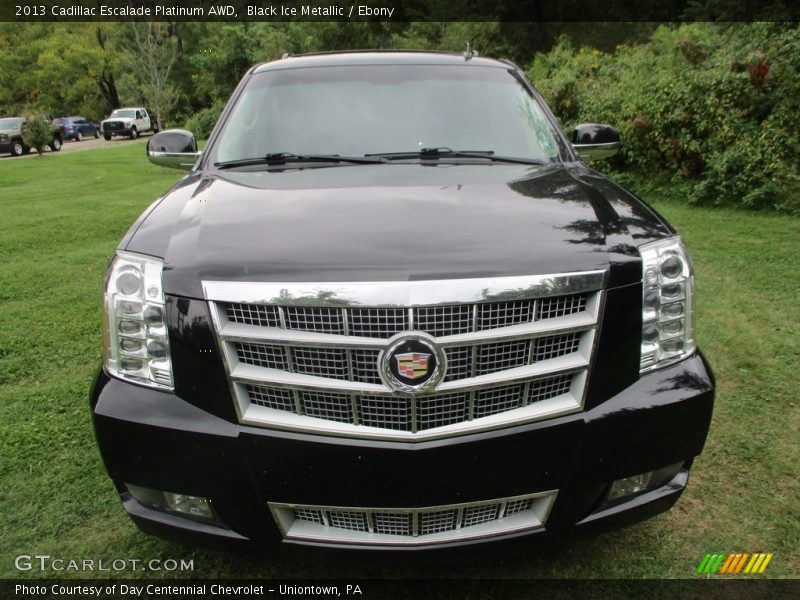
[249,385,294,411]
[299,390,352,423]
[349,308,407,338]
[415,305,472,336]
[245,374,573,431]
[224,292,588,335]
[373,513,413,536]
[236,343,287,370]
[291,347,348,380]
[234,331,580,387]
[288,493,544,538]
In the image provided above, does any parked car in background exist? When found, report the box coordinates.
[101,107,158,140]
[0,116,62,156]
[53,116,100,141]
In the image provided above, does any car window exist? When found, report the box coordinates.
[110,110,135,119]
[213,65,562,164]
[0,118,24,128]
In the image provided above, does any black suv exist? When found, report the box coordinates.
[0,117,63,156]
[91,51,714,552]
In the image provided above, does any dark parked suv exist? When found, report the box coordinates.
[0,117,63,156]
[91,51,714,552]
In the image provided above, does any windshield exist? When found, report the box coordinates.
[0,118,23,129]
[110,110,135,119]
[212,65,562,165]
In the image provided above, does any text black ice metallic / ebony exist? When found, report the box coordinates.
[91,51,714,551]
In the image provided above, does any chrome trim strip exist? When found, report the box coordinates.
[230,351,589,395]
[237,372,585,442]
[268,490,557,547]
[202,270,606,307]
[214,308,597,349]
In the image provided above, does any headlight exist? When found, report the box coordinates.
[103,251,173,389]
[639,236,696,372]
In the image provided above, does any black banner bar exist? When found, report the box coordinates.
[2,0,799,22]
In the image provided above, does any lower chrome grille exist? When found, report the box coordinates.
[206,272,605,441]
[269,490,557,546]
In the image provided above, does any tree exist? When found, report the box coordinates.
[22,116,53,156]
[121,22,180,130]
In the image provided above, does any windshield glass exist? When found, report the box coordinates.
[110,110,135,119]
[212,65,562,164]
[0,118,23,129]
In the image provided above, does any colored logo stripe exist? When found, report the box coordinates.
[697,553,773,574]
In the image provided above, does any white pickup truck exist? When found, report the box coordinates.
[100,107,159,140]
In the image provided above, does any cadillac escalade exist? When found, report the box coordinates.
[91,51,714,551]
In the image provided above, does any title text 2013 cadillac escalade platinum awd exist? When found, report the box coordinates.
[91,51,714,551]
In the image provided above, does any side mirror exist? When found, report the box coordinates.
[571,123,620,160]
[147,129,201,171]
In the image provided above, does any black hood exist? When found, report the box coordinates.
[125,163,671,299]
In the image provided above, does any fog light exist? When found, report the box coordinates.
[608,472,652,500]
[164,492,213,519]
[126,484,214,521]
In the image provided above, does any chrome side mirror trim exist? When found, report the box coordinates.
[148,150,203,171]
[572,142,620,161]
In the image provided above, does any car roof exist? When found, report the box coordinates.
[252,50,513,74]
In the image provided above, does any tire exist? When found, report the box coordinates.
[76,131,83,142]
[50,137,62,152]
[129,127,138,139]
[10,140,24,157]
[104,133,111,141]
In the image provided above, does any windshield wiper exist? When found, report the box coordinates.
[215,153,385,169]
[366,147,547,165]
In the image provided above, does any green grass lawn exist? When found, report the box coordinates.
[0,145,797,580]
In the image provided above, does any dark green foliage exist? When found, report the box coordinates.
[184,102,224,140]
[529,23,800,214]
[21,115,53,156]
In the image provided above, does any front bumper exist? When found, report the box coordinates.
[91,353,714,552]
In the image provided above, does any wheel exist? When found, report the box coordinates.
[94,128,100,139]
[129,127,138,139]
[10,140,24,156]
[76,131,83,141]
[50,137,62,152]
[104,133,111,141]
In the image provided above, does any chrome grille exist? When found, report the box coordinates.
[244,374,576,431]
[207,272,605,441]
[225,292,589,335]
[235,331,582,384]
[270,490,558,546]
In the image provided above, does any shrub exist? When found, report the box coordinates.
[22,115,54,156]
[184,103,224,140]
[528,23,800,214]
